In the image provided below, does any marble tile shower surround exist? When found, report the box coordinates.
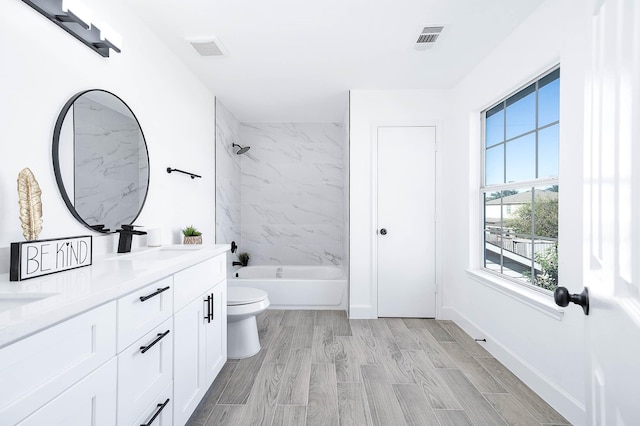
[74,97,148,231]
[240,123,344,266]
[215,100,242,268]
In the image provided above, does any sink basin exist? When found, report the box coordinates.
[109,247,202,262]
[0,292,58,313]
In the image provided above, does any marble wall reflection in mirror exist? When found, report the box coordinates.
[53,90,150,233]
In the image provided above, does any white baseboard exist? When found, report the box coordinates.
[348,304,375,319]
[268,304,346,311]
[440,306,585,425]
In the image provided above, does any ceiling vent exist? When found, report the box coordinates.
[188,38,226,57]
[415,26,444,50]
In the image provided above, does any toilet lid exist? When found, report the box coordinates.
[227,287,268,306]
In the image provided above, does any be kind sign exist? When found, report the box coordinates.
[10,236,92,281]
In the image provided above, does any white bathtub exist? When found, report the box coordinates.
[228,265,347,310]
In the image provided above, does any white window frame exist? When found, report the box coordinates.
[480,66,560,295]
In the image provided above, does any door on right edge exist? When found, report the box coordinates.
[582,0,640,424]
[377,126,436,318]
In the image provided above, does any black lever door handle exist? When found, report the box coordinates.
[554,286,589,315]
[379,228,387,235]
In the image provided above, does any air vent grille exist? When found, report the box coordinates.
[417,34,439,43]
[415,25,444,50]
[189,39,226,56]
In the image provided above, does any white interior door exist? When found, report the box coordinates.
[582,0,640,424]
[377,126,436,317]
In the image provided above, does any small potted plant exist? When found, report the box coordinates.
[238,252,250,266]
[182,225,203,244]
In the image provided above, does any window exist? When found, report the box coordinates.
[482,68,559,292]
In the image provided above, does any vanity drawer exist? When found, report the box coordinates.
[17,358,117,426]
[134,381,173,426]
[0,302,116,425]
[117,276,173,351]
[174,255,226,311]
[118,318,173,426]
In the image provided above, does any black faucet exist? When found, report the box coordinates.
[116,225,147,253]
[232,261,243,266]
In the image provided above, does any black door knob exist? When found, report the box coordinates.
[554,286,589,315]
[379,228,387,235]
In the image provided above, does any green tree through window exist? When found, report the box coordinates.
[505,193,558,239]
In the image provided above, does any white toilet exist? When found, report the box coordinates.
[227,287,270,359]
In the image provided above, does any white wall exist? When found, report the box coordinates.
[240,123,344,266]
[348,90,451,318]
[0,0,216,268]
[440,0,588,423]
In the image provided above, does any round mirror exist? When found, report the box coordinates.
[53,90,150,233]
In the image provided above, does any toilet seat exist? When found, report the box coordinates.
[228,287,268,306]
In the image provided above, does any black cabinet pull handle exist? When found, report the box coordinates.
[379,228,387,235]
[204,295,211,323]
[139,286,170,302]
[140,398,170,426]
[140,330,170,354]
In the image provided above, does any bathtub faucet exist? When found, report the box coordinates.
[232,261,243,266]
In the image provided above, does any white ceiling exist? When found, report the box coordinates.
[129,0,546,122]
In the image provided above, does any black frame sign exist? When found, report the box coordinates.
[10,236,92,281]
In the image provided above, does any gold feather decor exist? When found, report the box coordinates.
[17,167,43,241]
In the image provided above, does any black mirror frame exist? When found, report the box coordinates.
[52,89,150,233]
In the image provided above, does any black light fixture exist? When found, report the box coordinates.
[22,0,121,57]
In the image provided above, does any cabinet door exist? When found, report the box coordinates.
[118,318,173,426]
[205,281,227,385]
[173,294,207,426]
[18,358,117,426]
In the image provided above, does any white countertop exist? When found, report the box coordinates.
[0,244,230,348]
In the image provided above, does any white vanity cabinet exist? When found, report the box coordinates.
[173,256,227,426]
[0,302,117,425]
[0,246,229,426]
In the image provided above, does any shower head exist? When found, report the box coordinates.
[232,143,250,155]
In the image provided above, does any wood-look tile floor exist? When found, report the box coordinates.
[187,310,571,426]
